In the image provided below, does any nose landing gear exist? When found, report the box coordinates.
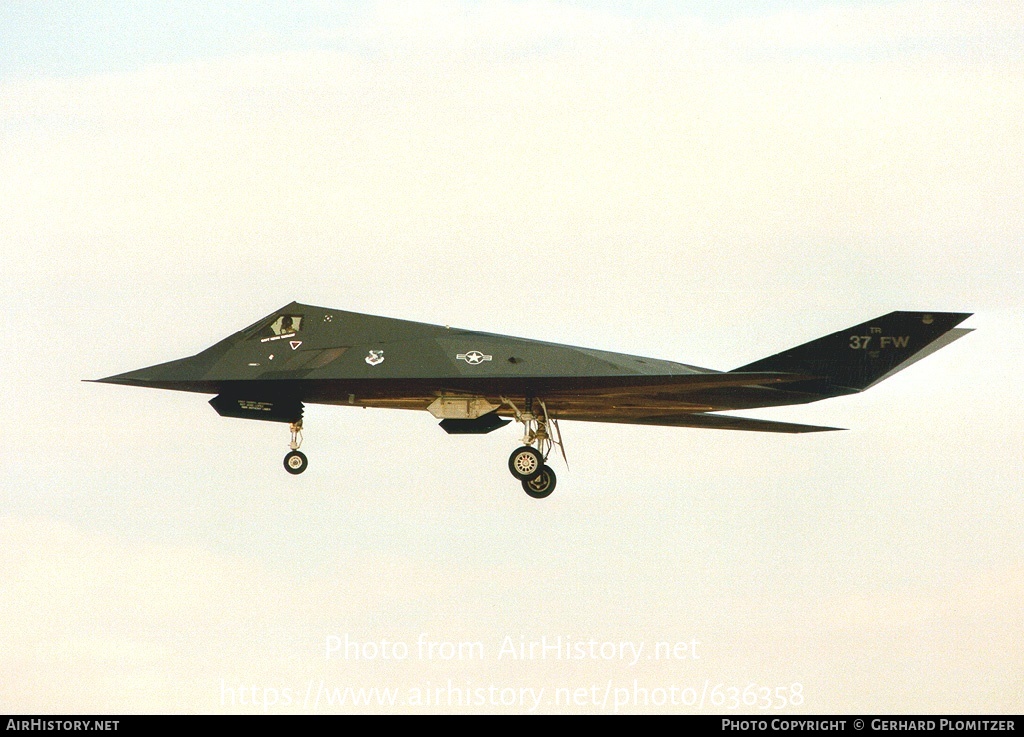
[502,397,563,499]
[283,421,307,474]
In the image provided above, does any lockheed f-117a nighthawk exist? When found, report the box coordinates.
[92,304,972,499]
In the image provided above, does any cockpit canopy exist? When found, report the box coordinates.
[256,314,303,338]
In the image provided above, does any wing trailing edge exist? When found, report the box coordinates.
[573,412,843,433]
[650,413,844,433]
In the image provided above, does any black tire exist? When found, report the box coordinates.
[508,446,543,480]
[284,450,308,475]
[522,465,556,499]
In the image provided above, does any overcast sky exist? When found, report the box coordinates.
[2,0,1022,713]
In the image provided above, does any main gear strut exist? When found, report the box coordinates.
[501,397,564,498]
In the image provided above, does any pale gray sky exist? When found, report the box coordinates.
[2,0,1022,713]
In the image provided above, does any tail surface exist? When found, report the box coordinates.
[734,311,973,395]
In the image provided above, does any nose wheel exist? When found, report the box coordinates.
[283,421,308,474]
[284,450,308,474]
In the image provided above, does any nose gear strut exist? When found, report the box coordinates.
[283,420,307,474]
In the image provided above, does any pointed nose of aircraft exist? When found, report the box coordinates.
[92,365,166,387]
[89,354,217,392]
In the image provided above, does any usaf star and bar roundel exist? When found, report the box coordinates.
[457,350,492,365]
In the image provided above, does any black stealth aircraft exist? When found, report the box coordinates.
[93,304,972,498]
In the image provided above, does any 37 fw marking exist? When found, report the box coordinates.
[849,335,911,349]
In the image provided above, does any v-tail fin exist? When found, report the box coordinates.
[733,311,972,394]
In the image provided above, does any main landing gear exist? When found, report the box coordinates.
[283,421,307,474]
[503,397,564,499]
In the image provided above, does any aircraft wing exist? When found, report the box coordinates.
[495,372,843,432]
